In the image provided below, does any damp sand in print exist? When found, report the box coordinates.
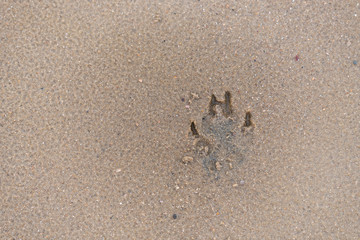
[188,91,254,178]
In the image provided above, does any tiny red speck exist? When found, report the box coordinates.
[295,55,299,61]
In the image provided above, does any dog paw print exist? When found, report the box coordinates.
[189,91,254,177]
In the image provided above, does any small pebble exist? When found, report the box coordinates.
[215,162,222,170]
[353,60,357,65]
[182,156,193,164]
[204,146,209,154]
[190,92,199,99]
[172,214,177,219]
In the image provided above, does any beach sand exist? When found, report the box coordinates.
[1,1,359,239]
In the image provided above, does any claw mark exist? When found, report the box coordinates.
[243,111,252,127]
[222,91,232,117]
[209,94,219,116]
[190,121,200,137]
[208,91,233,117]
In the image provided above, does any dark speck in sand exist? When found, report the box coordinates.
[353,60,357,65]
[172,214,177,219]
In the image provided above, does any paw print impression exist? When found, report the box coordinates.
[190,91,254,176]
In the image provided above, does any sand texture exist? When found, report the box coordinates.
[1,1,359,239]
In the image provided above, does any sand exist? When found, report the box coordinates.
[1,1,359,239]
